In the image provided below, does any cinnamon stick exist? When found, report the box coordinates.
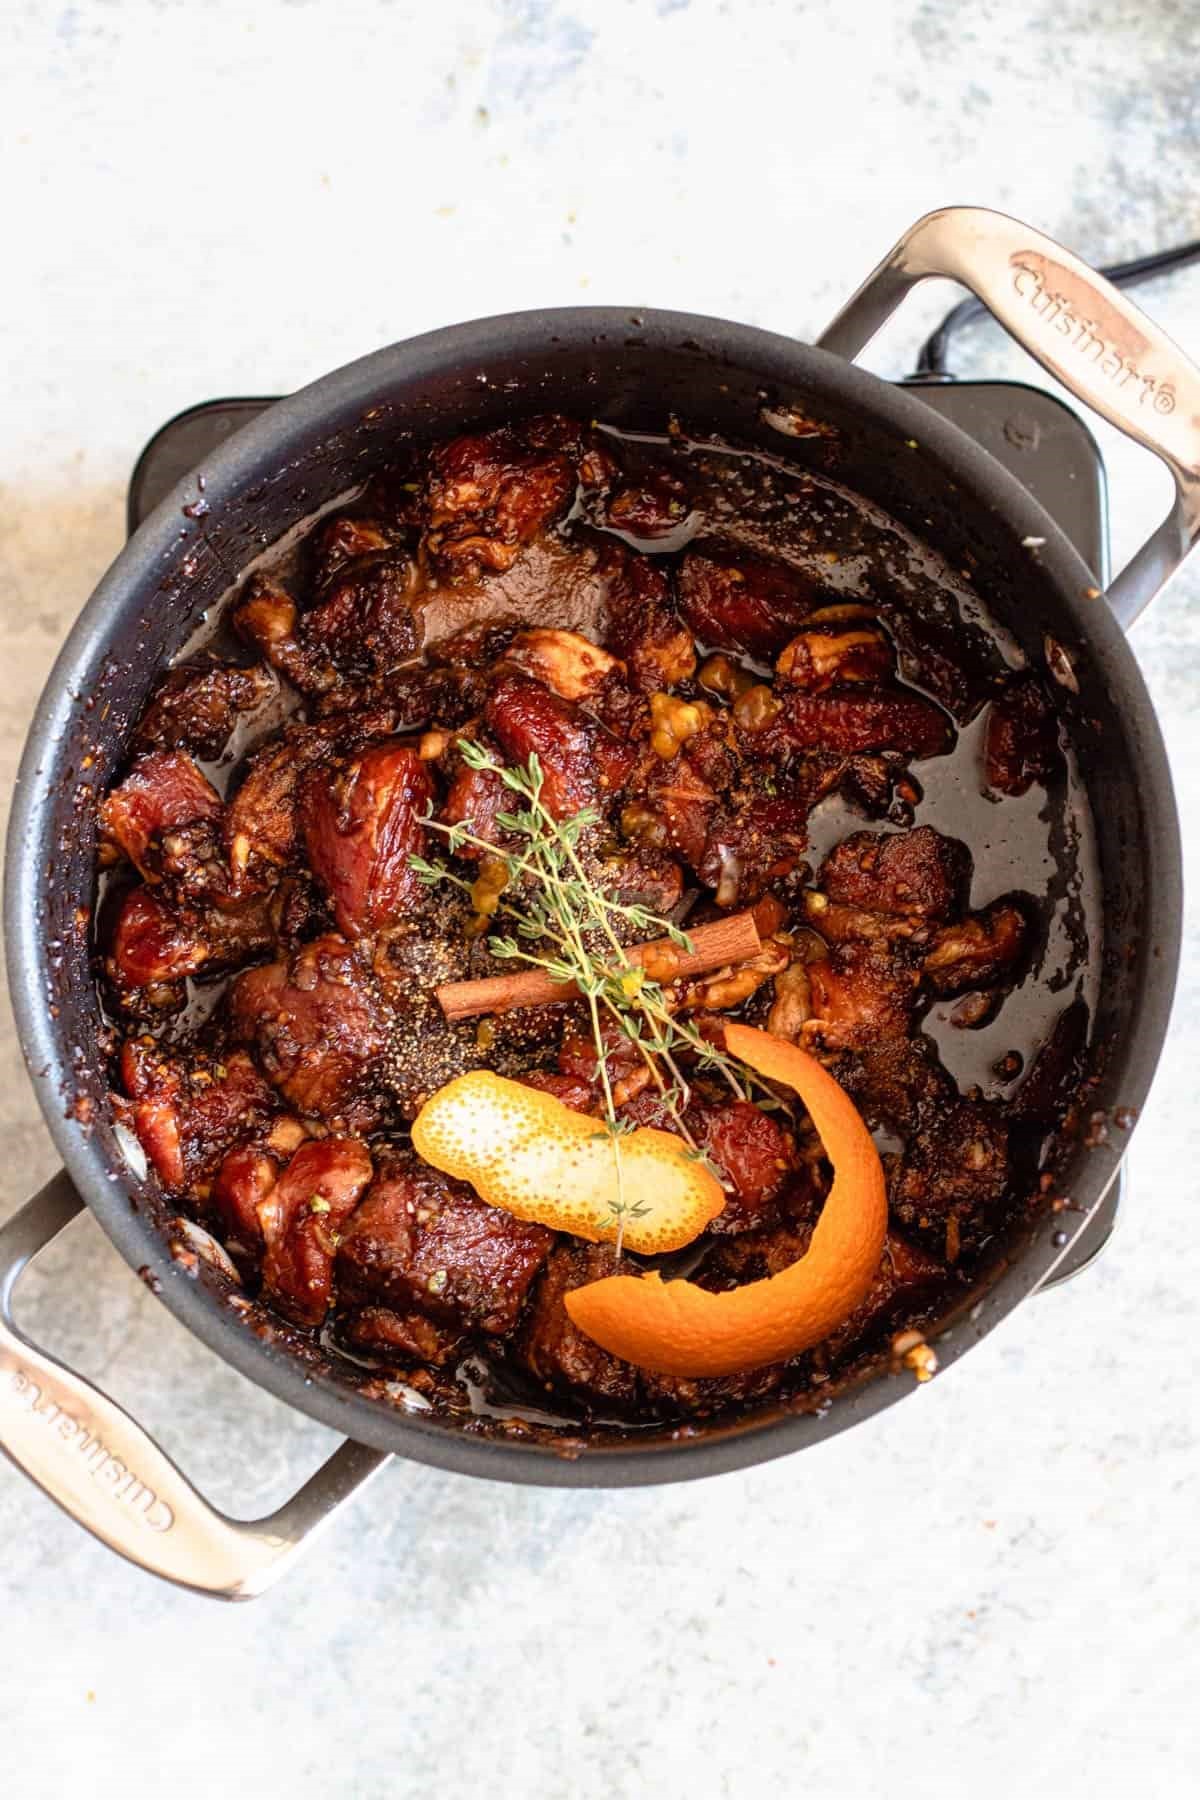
[435,911,763,1023]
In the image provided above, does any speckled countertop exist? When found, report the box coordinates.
[2,3,1198,1795]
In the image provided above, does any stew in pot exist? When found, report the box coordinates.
[96,413,1098,1423]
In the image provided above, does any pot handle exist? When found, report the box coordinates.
[0,1172,390,1600]
[817,206,1200,628]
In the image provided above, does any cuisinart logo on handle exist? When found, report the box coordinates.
[5,1366,175,1533]
[1010,250,1177,415]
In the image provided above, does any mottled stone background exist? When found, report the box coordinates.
[2,3,1197,1795]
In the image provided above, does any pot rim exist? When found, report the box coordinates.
[5,306,1182,1484]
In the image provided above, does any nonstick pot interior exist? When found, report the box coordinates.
[5,310,1180,1484]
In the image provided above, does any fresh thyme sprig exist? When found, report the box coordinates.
[411,742,789,1253]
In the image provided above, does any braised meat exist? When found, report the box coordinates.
[99,410,1089,1430]
[336,1151,553,1337]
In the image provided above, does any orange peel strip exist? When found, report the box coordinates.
[410,1070,725,1254]
[564,1023,888,1376]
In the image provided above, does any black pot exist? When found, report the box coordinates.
[1,209,1191,1598]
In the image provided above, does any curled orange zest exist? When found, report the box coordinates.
[410,1070,725,1254]
[564,1023,888,1376]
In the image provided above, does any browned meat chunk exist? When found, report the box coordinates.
[836,1037,958,1137]
[309,511,406,590]
[439,744,507,861]
[805,941,922,1049]
[131,661,275,760]
[743,688,953,761]
[336,1152,553,1336]
[558,1015,652,1110]
[923,899,1031,997]
[819,827,970,920]
[339,1304,464,1367]
[502,628,619,700]
[302,741,433,938]
[121,1042,274,1196]
[228,934,390,1127]
[678,549,822,658]
[601,468,693,540]
[802,893,927,948]
[697,794,811,906]
[223,719,343,887]
[302,552,419,682]
[890,1099,1009,1234]
[602,547,697,693]
[234,573,336,699]
[623,1091,799,1236]
[515,1241,639,1411]
[985,673,1060,796]
[776,624,892,691]
[107,886,211,996]
[484,672,604,818]
[425,417,578,581]
[209,1145,278,1258]
[259,1137,373,1326]
[643,755,720,866]
[100,751,222,882]
[518,1069,597,1113]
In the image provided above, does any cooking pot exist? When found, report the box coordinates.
[2,208,1192,1598]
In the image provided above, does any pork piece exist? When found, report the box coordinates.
[259,1137,373,1327]
[302,552,420,682]
[775,623,892,691]
[337,1151,553,1336]
[642,753,720,866]
[100,751,222,882]
[234,573,336,699]
[424,416,579,581]
[741,687,954,761]
[518,1069,597,1113]
[600,467,692,540]
[514,1242,639,1412]
[131,660,276,760]
[502,628,620,701]
[558,1016,652,1110]
[426,618,520,673]
[338,1304,464,1367]
[821,1229,947,1363]
[890,1098,1009,1242]
[804,940,923,1050]
[595,842,685,918]
[308,509,410,591]
[835,1036,958,1138]
[697,793,811,907]
[120,1041,274,1196]
[678,548,823,659]
[985,672,1060,796]
[107,886,211,997]
[209,1145,278,1260]
[439,738,508,861]
[622,1091,799,1236]
[802,892,928,948]
[484,672,633,818]
[601,546,697,692]
[223,718,344,886]
[923,898,1031,997]
[819,827,970,921]
[228,934,391,1127]
[302,741,433,938]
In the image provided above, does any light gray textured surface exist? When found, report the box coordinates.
[2,3,1198,1795]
